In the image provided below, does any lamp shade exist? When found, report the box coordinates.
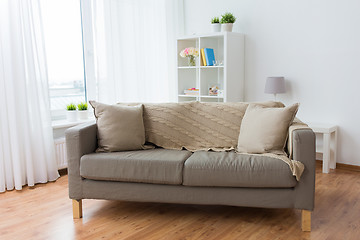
[264,77,286,94]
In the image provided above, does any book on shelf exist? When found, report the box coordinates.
[184,88,199,96]
[204,48,215,66]
[200,48,207,66]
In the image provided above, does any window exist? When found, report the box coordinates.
[40,0,85,119]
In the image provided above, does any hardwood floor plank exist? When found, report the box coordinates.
[1,165,360,239]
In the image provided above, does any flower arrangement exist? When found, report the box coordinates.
[179,47,199,66]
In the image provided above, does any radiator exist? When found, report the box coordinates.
[54,138,67,169]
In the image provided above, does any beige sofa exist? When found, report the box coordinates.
[66,102,315,231]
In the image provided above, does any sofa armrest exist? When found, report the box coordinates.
[292,129,316,211]
[66,122,97,199]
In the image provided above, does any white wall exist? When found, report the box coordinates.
[183,0,360,166]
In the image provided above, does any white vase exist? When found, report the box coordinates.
[221,23,233,32]
[78,110,89,120]
[66,111,77,122]
[211,23,221,32]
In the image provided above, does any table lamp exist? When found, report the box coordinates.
[264,77,286,101]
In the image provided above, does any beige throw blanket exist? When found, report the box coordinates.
[143,101,284,151]
[260,153,304,181]
[134,102,307,181]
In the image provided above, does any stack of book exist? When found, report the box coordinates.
[184,88,199,96]
[200,48,215,66]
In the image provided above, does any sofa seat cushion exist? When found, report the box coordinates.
[183,151,297,188]
[80,149,192,185]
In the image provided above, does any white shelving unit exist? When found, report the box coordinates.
[177,32,244,102]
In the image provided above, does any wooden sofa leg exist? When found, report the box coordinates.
[301,210,311,231]
[72,199,83,219]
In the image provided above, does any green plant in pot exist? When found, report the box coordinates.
[77,102,88,120]
[66,103,77,122]
[211,17,220,32]
[220,12,236,32]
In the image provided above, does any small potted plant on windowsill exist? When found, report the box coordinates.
[66,103,77,122]
[220,12,236,32]
[211,17,220,32]
[77,102,88,120]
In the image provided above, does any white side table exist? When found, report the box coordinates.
[308,123,338,173]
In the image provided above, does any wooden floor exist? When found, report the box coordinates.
[1,164,360,240]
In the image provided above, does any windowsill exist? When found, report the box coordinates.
[52,118,95,129]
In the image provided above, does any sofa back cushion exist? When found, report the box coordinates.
[237,103,299,155]
[89,101,146,152]
[142,101,284,151]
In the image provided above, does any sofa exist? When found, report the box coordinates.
[66,101,315,231]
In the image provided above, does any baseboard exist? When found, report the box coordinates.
[336,162,360,172]
[316,160,360,172]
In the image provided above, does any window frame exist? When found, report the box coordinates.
[41,0,88,121]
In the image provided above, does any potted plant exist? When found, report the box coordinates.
[211,17,220,32]
[77,102,88,120]
[66,103,77,122]
[220,12,236,32]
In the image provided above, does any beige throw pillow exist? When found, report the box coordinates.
[89,101,145,152]
[237,103,299,155]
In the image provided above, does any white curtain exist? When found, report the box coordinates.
[81,0,184,104]
[0,0,59,192]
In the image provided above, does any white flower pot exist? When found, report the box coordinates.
[221,23,233,32]
[78,110,89,120]
[66,111,77,122]
[211,23,221,32]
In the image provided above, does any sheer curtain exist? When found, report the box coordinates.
[0,0,59,192]
[81,0,184,104]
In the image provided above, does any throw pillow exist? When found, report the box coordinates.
[89,101,146,152]
[237,103,299,155]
